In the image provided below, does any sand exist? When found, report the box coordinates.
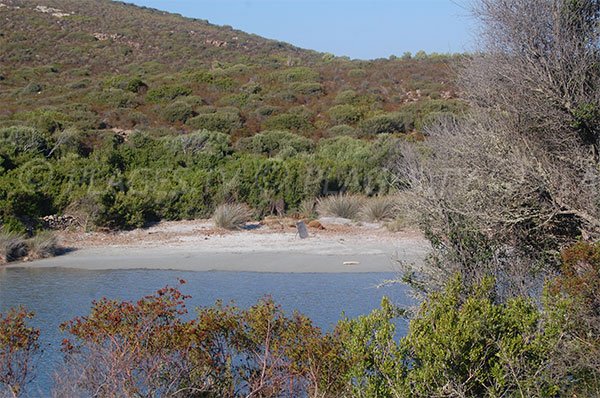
[8,218,430,273]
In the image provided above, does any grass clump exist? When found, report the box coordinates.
[26,232,59,260]
[317,195,365,220]
[361,196,399,222]
[213,203,253,230]
[0,229,27,264]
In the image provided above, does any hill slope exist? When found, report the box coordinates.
[0,0,462,137]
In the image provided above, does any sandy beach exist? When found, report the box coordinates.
[9,218,430,273]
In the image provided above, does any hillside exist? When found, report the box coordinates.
[0,0,465,234]
[0,0,462,138]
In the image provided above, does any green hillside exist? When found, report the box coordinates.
[0,0,465,233]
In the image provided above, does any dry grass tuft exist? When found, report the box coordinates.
[361,196,400,222]
[0,229,27,264]
[26,231,60,260]
[316,195,365,220]
[213,203,253,230]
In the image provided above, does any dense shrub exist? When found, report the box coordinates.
[186,111,242,134]
[327,104,365,125]
[161,101,195,123]
[0,307,39,397]
[146,85,192,103]
[237,130,313,157]
[263,113,312,131]
[359,112,410,135]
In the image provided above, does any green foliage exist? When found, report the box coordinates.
[237,130,313,157]
[272,66,319,83]
[402,276,559,397]
[145,85,192,103]
[161,101,195,123]
[327,104,365,125]
[263,113,312,131]
[186,111,242,133]
[337,297,405,397]
[359,112,410,135]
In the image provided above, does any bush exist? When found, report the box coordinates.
[401,276,558,397]
[238,130,313,157]
[359,112,409,135]
[327,104,365,125]
[263,113,312,132]
[213,203,252,229]
[146,85,192,103]
[186,112,242,134]
[334,89,359,105]
[326,124,358,137]
[161,101,195,123]
[272,67,319,83]
[288,82,324,96]
[317,195,365,219]
[0,307,39,397]
[361,196,399,222]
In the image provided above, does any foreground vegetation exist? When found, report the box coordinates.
[1,240,598,397]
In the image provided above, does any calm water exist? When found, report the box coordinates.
[0,267,413,396]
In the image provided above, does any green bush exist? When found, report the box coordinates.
[334,89,359,105]
[93,89,138,108]
[326,124,358,137]
[327,104,365,125]
[359,112,410,135]
[146,85,192,103]
[263,113,312,132]
[401,276,558,397]
[288,82,324,96]
[272,67,319,83]
[237,130,313,157]
[161,101,195,123]
[186,112,242,134]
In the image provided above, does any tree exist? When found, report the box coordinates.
[399,0,600,297]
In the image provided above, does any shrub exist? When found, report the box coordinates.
[361,196,399,222]
[327,104,365,125]
[272,67,319,83]
[263,113,312,132]
[25,231,59,260]
[93,89,138,108]
[401,276,558,397]
[348,69,367,79]
[0,307,39,397]
[213,203,252,229]
[359,112,409,135]
[146,85,192,103]
[317,195,365,219]
[0,229,27,264]
[334,89,359,105]
[161,101,194,123]
[186,112,242,134]
[288,82,324,96]
[239,130,313,157]
[327,124,358,137]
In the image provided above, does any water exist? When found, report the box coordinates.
[0,267,413,396]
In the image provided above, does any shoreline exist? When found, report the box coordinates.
[6,218,430,273]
